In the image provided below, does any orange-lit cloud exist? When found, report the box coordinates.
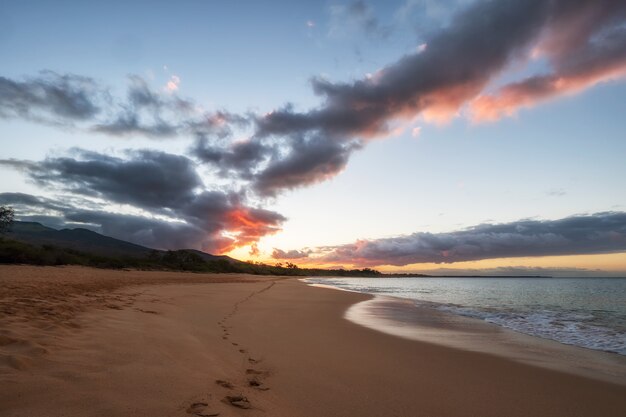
[214,207,284,254]
[3,1,625,202]
[471,27,626,123]
[0,150,286,256]
[471,67,626,122]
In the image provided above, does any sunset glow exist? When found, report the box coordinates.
[1,0,625,276]
[3,3,626,415]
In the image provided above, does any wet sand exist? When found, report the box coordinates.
[1,265,625,416]
[344,294,626,385]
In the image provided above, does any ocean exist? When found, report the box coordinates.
[303,277,626,355]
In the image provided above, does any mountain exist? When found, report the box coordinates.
[2,221,387,277]
[6,221,237,263]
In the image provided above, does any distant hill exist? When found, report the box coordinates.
[1,221,388,277]
[7,221,238,263]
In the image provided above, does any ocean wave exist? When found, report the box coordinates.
[431,303,626,355]
[304,277,626,355]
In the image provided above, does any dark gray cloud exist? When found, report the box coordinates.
[0,71,106,124]
[0,150,286,253]
[192,128,363,197]
[260,0,552,139]
[0,192,70,215]
[2,150,202,211]
[205,0,558,196]
[259,0,626,136]
[0,192,210,250]
[92,75,190,137]
[253,135,361,196]
[3,0,625,202]
[0,71,246,139]
[0,188,285,253]
[315,212,626,266]
[220,0,623,196]
[192,136,274,179]
[92,113,179,137]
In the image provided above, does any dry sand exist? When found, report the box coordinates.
[1,265,625,416]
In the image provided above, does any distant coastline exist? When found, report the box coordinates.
[434,275,551,278]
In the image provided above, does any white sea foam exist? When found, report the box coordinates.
[304,277,626,355]
[432,303,626,355]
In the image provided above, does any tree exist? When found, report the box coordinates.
[0,206,14,235]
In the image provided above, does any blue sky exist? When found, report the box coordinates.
[1,0,625,274]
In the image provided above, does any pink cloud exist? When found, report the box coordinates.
[165,75,181,92]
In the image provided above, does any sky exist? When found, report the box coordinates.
[1,0,626,276]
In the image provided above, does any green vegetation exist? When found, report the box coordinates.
[0,237,388,277]
[0,205,14,234]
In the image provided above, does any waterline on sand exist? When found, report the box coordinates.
[304,278,626,385]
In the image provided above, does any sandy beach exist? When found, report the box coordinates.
[1,265,626,417]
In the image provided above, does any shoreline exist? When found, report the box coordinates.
[303,279,626,384]
[2,265,626,416]
[343,293,626,385]
[303,276,626,359]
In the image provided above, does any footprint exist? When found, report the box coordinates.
[247,374,270,391]
[223,395,251,409]
[215,379,234,389]
[186,402,219,416]
[248,378,268,390]
[245,368,265,375]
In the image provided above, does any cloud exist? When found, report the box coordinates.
[2,150,202,211]
[0,71,244,139]
[92,75,194,138]
[272,248,311,260]
[547,188,566,197]
[222,0,623,195]
[252,135,361,197]
[194,0,551,197]
[395,0,472,29]
[191,135,274,179]
[258,0,549,140]
[191,124,363,197]
[260,0,626,136]
[0,71,106,124]
[328,1,391,40]
[0,150,285,253]
[2,0,625,201]
[471,7,626,121]
[165,75,181,92]
[301,212,626,266]
[413,266,620,278]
